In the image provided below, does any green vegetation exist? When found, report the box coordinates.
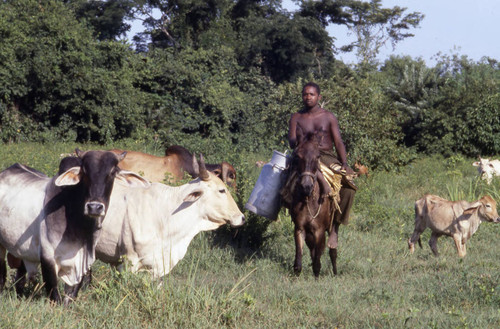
[0,143,498,328]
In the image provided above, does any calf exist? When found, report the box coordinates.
[408,194,500,257]
[472,157,500,184]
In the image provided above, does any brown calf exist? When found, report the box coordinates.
[408,194,500,257]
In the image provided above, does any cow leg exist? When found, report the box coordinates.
[40,258,61,304]
[453,236,467,258]
[428,232,441,256]
[408,228,424,253]
[0,247,6,291]
[63,280,84,306]
[408,211,426,253]
[293,227,305,275]
[80,269,92,291]
[14,261,27,296]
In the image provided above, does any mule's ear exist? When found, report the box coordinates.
[115,170,150,188]
[55,167,81,186]
[184,189,203,203]
[75,148,86,158]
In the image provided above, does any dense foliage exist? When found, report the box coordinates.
[0,0,499,170]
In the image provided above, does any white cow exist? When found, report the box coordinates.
[472,157,500,184]
[96,157,245,277]
[408,194,500,257]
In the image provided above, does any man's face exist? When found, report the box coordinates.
[302,86,320,109]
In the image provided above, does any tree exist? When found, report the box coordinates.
[339,0,424,68]
[65,0,136,40]
[0,0,147,143]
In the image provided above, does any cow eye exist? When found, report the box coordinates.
[219,189,226,194]
[486,204,491,208]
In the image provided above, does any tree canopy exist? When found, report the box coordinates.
[2,0,499,170]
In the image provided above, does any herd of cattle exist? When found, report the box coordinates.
[0,146,243,305]
[0,147,498,305]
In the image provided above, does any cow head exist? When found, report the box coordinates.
[464,195,500,223]
[186,154,244,229]
[294,135,321,197]
[472,157,499,184]
[55,149,150,220]
[205,162,237,190]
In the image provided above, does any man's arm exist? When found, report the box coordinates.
[329,114,350,170]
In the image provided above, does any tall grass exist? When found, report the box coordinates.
[0,144,498,328]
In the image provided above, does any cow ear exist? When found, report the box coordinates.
[464,202,481,215]
[472,162,480,167]
[55,166,81,186]
[115,170,151,188]
[184,189,203,203]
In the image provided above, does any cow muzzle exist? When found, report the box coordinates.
[85,201,106,217]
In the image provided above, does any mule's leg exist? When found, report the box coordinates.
[0,247,6,291]
[293,227,305,275]
[311,231,326,277]
[328,222,340,275]
[14,261,27,296]
[329,249,338,275]
[428,232,441,256]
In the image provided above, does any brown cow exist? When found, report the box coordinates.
[408,194,500,257]
[109,145,237,188]
[288,136,339,277]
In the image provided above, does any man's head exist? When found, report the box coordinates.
[302,82,321,109]
[302,82,320,95]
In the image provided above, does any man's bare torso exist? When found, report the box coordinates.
[293,108,335,151]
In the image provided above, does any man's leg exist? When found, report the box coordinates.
[327,184,355,249]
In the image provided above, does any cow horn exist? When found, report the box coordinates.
[192,153,199,176]
[198,154,210,181]
[221,162,228,183]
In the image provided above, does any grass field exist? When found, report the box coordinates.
[0,143,498,328]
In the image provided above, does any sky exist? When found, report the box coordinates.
[127,1,500,66]
[284,0,500,65]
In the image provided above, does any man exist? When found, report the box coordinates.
[288,82,356,249]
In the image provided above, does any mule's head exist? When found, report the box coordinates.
[294,136,321,197]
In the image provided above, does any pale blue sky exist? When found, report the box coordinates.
[285,0,500,65]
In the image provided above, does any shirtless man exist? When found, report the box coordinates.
[288,82,356,249]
